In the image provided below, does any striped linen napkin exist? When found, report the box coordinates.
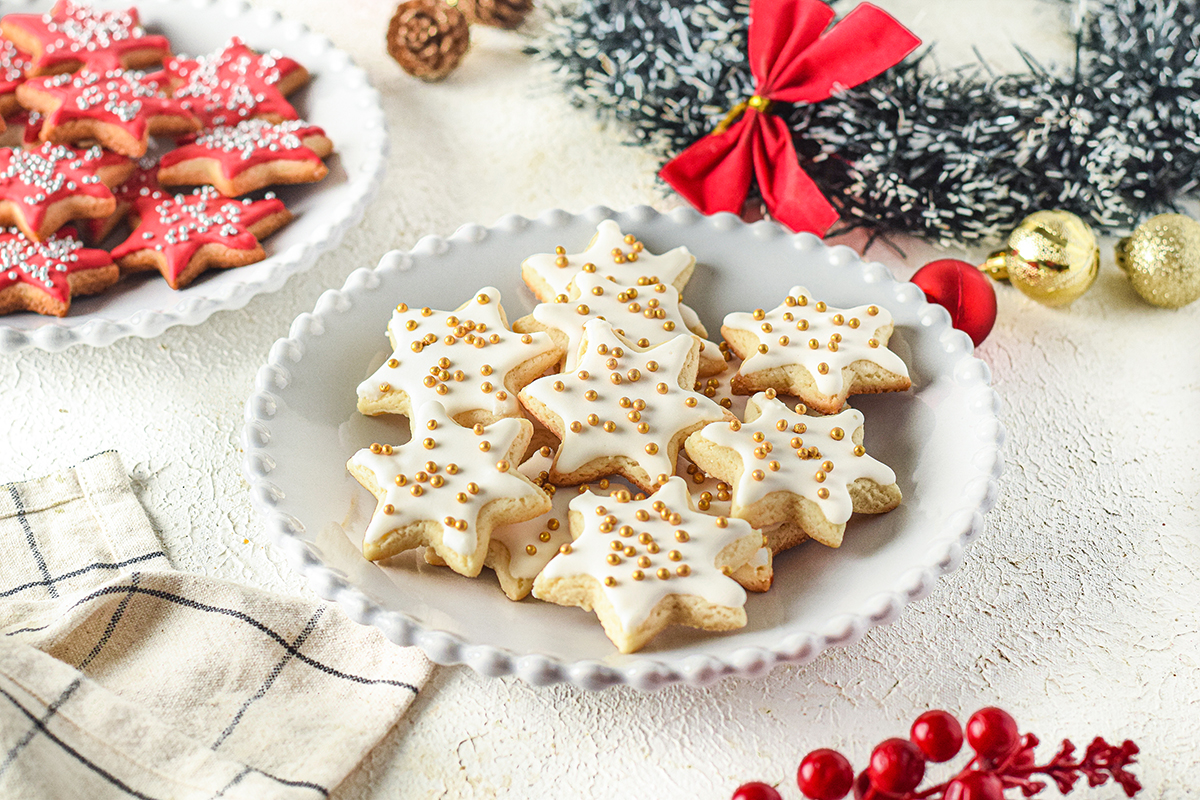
[0,451,432,799]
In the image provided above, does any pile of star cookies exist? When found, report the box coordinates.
[348,220,913,653]
[0,0,334,317]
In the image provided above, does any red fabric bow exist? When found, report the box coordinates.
[659,0,920,236]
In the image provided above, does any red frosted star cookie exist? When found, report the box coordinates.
[0,37,32,119]
[110,186,291,289]
[152,37,309,128]
[158,119,332,197]
[17,68,200,157]
[0,226,116,316]
[0,142,132,241]
[0,1,171,77]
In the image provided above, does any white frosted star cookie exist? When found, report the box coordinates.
[532,477,760,653]
[521,219,695,303]
[357,287,563,429]
[722,287,911,414]
[346,401,551,575]
[684,392,901,548]
[513,270,725,376]
[518,318,733,492]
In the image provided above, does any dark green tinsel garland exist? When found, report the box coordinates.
[529,0,1200,246]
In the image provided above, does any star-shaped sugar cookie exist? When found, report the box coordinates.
[513,271,725,376]
[521,219,696,302]
[346,401,551,576]
[684,392,901,548]
[357,287,563,430]
[0,1,171,77]
[722,287,911,414]
[0,226,116,316]
[110,187,291,289]
[519,318,733,492]
[152,37,308,128]
[532,476,760,653]
[158,119,333,197]
[18,68,199,157]
[0,142,131,242]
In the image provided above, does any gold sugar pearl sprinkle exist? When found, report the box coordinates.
[831,333,842,343]
[476,293,490,304]
[561,544,573,555]
[815,471,826,482]
[547,519,560,530]
[610,541,623,551]
[636,510,650,521]
[794,422,807,432]
[668,550,682,561]
[383,504,395,515]
[526,545,538,556]
[675,530,690,542]
[868,305,879,316]
[604,576,616,586]
[467,483,479,494]
[555,246,566,255]
[398,303,409,312]
[721,566,732,576]
[818,363,830,374]
[676,565,691,577]
[752,309,765,320]
[685,398,697,407]
[815,301,827,312]
[603,421,616,432]
[715,517,728,528]
[757,344,769,354]
[817,488,830,499]
[619,525,634,537]
[423,438,436,449]
[591,286,604,296]
[496,460,510,471]
[480,382,493,393]
[809,339,820,349]
[797,320,809,331]
[729,420,742,431]
[610,374,622,385]
[631,570,644,581]
[869,338,880,348]
[456,520,468,531]
[832,314,844,325]
[751,470,765,481]
[405,320,418,331]
[830,427,845,441]
[578,370,590,380]
[431,475,445,487]
[778,335,790,346]
[822,461,834,472]
[411,342,424,353]
[576,304,590,315]
[395,475,407,486]
[587,414,600,426]
[657,383,669,394]
[456,492,468,503]
[386,358,399,368]
[415,471,428,482]
[637,556,651,568]
[473,423,485,435]
[828,342,839,352]
[645,444,658,455]
[646,361,658,372]
[647,542,660,554]
[619,396,632,408]
[370,443,382,454]
[627,369,641,382]
[769,461,781,471]
[411,485,424,496]
[656,568,671,580]
[553,381,565,392]
[570,421,583,433]
[776,420,789,431]
[607,554,621,565]
[854,445,866,457]
[479,441,491,452]
[760,322,773,333]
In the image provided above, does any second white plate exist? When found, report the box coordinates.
[243,206,1004,691]
[0,0,387,353]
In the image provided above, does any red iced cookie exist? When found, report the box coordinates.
[0,225,117,316]
[0,0,171,77]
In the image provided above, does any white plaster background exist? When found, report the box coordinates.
[2,0,1197,797]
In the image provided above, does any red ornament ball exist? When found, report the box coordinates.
[910,709,964,762]
[867,738,926,795]
[966,707,1020,761]
[732,782,783,800]
[797,749,854,800]
[943,771,1005,800]
[911,259,997,347]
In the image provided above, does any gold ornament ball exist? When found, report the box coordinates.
[1114,214,1200,308]
[983,210,1099,307]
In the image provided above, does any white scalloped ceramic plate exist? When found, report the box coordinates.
[0,0,387,353]
[243,206,1004,691]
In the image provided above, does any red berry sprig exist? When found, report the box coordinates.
[732,707,1141,800]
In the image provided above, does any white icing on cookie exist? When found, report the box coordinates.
[522,219,695,302]
[348,401,547,559]
[527,271,722,373]
[519,319,731,489]
[357,287,560,425]
[693,393,897,526]
[723,286,909,397]
[489,447,574,580]
[535,477,753,630]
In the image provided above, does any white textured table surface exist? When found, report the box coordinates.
[3,1,1198,797]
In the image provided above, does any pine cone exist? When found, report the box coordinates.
[387,0,470,81]
[454,0,532,29]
